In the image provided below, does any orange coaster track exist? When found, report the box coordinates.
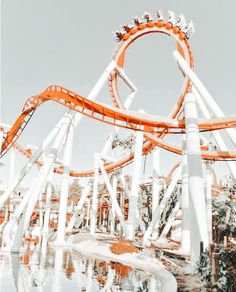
[2,12,236,177]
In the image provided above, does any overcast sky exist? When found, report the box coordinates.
[1,0,236,182]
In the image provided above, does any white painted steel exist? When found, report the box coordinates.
[192,86,236,180]
[127,117,144,240]
[174,51,236,148]
[0,117,64,209]
[206,162,213,243]
[143,164,182,245]
[7,112,73,252]
[184,93,209,263]
[151,147,161,238]
[55,116,75,244]
[181,136,191,253]
[90,155,99,235]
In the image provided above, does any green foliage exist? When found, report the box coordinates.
[217,247,236,292]
[138,185,152,228]
[112,134,135,151]
[212,192,236,242]
[160,185,181,225]
[69,179,83,198]
[196,250,212,285]
[196,248,236,291]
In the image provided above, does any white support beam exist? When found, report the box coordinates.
[174,51,236,149]
[90,155,99,235]
[127,119,144,240]
[101,89,136,157]
[42,172,53,235]
[143,164,182,246]
[115,65,138,92]
[6,112,73,252]
[97,155,128,236]
[184,93,209,263]
[181,135,190,253]
[86,260,93,292]
[74,61,117,129]
[52,248,63,292]
[205,162,213,243]
[192,86,236,180]
[55,116,75,245]
[152,147,161,238]
[160,201,180,239]
[110,177,117,234]
[135,207,146,235]
[72,260,83,291]
[86,197,91,227]
[66,185,91,232]
[0,116,64,209]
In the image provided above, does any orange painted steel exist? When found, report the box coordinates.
[2,16,236,178]
[109,20,236,162]
[108,21,192,170]
[2,85,236,159]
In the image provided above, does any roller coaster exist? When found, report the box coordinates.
[0,10,236,270]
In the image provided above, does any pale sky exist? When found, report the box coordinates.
[1,0,236,184]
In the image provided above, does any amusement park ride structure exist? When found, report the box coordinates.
[0,10,236,266]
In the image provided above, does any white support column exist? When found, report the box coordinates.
[135,208,146,235]
[90,155,99,235]
[3,114,68,237]
[74,61,116,128]
[143,164,182,246]
[110,177,117,234]
[1,59,117,215]
[192,86,236,180]
[9,148,15,216]
[205,162,213,243]
[127,121,144,241]
[52,248,63,292]
[42,172,53,235]
[55,116,75,245]
[38,194,43,230]
[151,147,160,238]
[160,201,180,239]
[66,185,91,232]
[72,259,83,291]
[181,135,191,253]
[0,117,64,209]
[174,51,236,149]
[7,112,73,252]
[0,259,5,292]
[86,260,93,292]
[184,93,209,263]
[86,197,91,227]
[115,66,138,92]
[11,253,28,292]
[123,91,136,110]
[97,155,127,236]
[101,90,136,157]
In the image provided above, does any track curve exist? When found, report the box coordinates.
[2,11,236,178]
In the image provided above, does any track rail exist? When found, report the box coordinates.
[2,11,236,177]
